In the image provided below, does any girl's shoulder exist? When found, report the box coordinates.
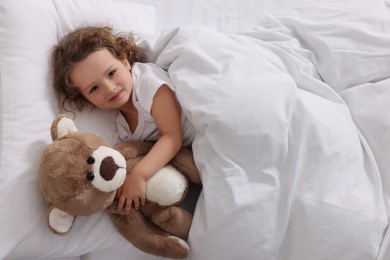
[132,63,173,113]
[132,62,167,76]
[132,62,171,88]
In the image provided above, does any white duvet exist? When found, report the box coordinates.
[138,4,390,260]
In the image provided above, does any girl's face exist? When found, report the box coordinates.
[70,48,134,110]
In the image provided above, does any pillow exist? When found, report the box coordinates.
[0,0,155,258]
[53,0,155,37]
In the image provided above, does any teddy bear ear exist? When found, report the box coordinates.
[47,206,76,235]
[50,114,78,141]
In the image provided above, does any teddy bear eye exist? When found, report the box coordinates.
[86,172,95,181]
[87,156,95,164]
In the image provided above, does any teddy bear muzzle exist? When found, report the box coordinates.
[87,146,127,193]
[100,156,120,181]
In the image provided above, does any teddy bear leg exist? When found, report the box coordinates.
[109,205,189,259]
[151,207,193,240]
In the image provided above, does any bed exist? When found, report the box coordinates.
[1,0,390,259]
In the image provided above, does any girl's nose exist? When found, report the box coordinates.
[103,80,116,93]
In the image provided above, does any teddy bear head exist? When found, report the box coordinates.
[39,115,127,232]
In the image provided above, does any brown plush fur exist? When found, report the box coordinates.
[39,114,201,259]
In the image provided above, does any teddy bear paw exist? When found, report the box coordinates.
[151,207,193,240]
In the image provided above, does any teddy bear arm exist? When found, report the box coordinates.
[172,148,202,186]
[114,140,154,159]
[47,206,75,235]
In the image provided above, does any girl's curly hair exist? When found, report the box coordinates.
[51,26,143,111]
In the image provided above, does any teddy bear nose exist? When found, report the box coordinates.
[100,156,119,181]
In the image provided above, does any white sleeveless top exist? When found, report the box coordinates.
[116,62,195,147]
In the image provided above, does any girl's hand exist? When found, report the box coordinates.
[116,171,147,214]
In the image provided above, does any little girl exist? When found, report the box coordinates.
[51,26,195,215]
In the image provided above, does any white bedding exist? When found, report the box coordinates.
[1,0,390,260]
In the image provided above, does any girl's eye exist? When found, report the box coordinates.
[90,86,98,93]
[108,70,116,78]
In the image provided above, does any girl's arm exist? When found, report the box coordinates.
[135,84,183,179]
[117,84,182,214]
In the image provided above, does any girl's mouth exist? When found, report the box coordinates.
[110,90,123,102]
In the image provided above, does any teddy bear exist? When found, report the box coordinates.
[39,114,201,259]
